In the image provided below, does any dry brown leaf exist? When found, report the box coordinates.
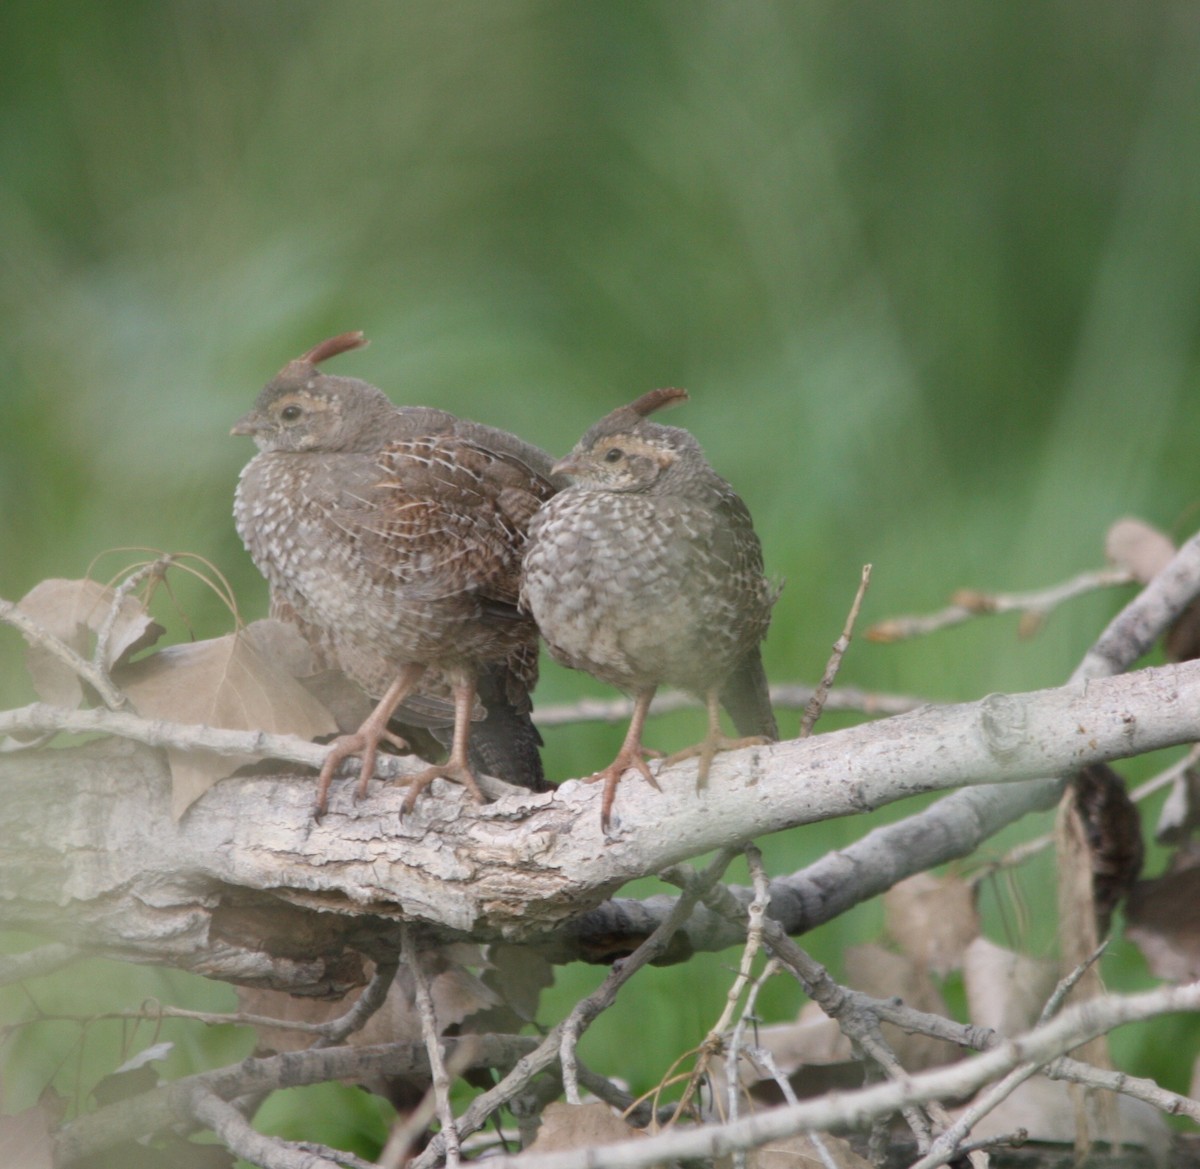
[884,871,979,975]
[1104,519,1200,664]
[116,620,338,818]
[844,943,958,1070]
[471,944,555,1031]
[1164,599,1200,663]
[1056,786,1103,988]
[1155,765,1200,844]
[1105,517,1175,583]
[240,947,499,1056]
[16,578,163,706]
[722,1133,871,1169]
[1126,858,1200,983]
[732,1006,863,1105]
[0,1106,55,1169]
[953,1075,1169,1158]
[527,1102,640,1153]
[736,941,957,1106]
[1054,783,1115,1098]
[746,1000,852,1073]
[962,937,1057,1035]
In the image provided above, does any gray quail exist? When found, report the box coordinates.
[521,387,778,826]
[232,332,558,815]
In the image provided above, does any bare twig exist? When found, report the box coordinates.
[378,1040,482,1169]
[723,865,777,1130]
[801,563,872,738]
[535,681,927,727]
[907,946,1110,1169]
[402,925,461,1166]
[866,566,1136,643]
[0,599,127,711]
[681,845,770,1129]
[91,555,171,682]
[190,1085,349,1168]
[559,848,739,1107]
[55,1036,536,1167]
[0,943,82,987]
[313,956,399,1048]
[473,981,1200,1169]
[1040,942,1108,1025]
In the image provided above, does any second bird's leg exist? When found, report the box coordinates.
[314,662,426,817]
[587,687,662,829]
[403,672,486,814]
[664,688,771,789]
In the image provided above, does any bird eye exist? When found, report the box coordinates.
[280,405,303,423]
[604,447,624,463]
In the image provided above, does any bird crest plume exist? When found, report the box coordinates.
[590,387,688,437]
[299,331,370,367]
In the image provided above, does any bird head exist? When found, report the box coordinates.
[552,387,701,492]
[231,332,397,453]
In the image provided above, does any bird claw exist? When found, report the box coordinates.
[663,733,770,790]
[401,759,485,817]
[586,747,661,829]
[313,727,409,818]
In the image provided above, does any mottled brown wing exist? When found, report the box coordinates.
[338,434,556,610]
[676,481,779,738]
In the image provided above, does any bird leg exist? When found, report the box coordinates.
[664,689,771,790]
[402,673,486,815]
[314,662,426,817]
[587,688,662,829]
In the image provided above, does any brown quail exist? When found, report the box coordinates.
[521,387,778,826]
[232,332,558,815]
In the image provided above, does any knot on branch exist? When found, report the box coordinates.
[977,692,1029,760]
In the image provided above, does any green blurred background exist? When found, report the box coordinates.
[3,0,1199,1153]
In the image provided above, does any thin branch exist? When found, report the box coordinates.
[559,848,739,1106]
[534,681,927,727]
[91,556,171,682]
[378,1040,481,1169]
[0,943,82,987]
[55,1035,536,1168]
[408,851,739,1169]
[678,845,770,1126]
[402,926,460,1167]
[1129,741,1200,803]
[473,981,1200,1169]
[0,600,127,711]
[907,945,1111,1169]
[866,566,1136,643]
[801,563,872,738]
[723,865,776,1129]
[312,956,399,1048]
[190,1085,348,1169]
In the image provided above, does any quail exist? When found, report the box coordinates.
[521,387,778,826]
[232,332,558,814]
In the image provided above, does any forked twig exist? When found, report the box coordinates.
[867,566,1135,643]
[801,563,872,738]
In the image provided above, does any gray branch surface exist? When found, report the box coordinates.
[4,657,1200,990]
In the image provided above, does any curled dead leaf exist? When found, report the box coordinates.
[1105,517,1175,583]
[1126,848,1200,983]
[527,1102,641,1153]
[884,871,979,975]
[963,937,1057,1035]
[16,578,163,706]
[721,1133,871,1169]
[116,619,338,818]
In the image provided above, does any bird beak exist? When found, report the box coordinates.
[230,412,261,437]
[551,454,586,479]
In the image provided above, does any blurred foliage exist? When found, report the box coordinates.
[3,0,1200,1154]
